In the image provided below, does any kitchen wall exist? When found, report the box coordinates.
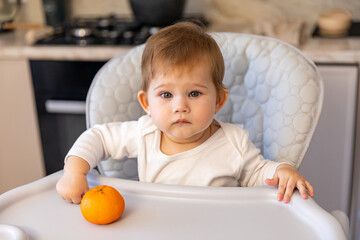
[67,0,206,18]
[14,0,360,26]
[13,0,45,24]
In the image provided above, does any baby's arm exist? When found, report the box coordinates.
[56,121,140,204]
[265,164,314,204]
[56,156,90,204]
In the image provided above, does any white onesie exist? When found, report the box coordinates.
[66,115,283,187]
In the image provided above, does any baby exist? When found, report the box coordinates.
[56,22,314,204]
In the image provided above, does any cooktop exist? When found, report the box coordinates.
[35,14,208,46]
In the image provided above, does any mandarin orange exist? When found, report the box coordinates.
[80,185,125,225]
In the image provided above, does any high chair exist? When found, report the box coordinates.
[86,33,348,237]
[87,33,322,178]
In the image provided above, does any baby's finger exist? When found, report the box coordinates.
[72,195,82,204]
[296,181,308,199]
[58,193,66,201]
[65,197,74,204]
[265,177,278,186]
[305,181,314,197]
[283,182,295,204]
[277,178,288,201]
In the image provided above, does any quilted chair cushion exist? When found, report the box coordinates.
[86,33,323,179]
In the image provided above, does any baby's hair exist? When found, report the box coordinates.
[141,21,225,94]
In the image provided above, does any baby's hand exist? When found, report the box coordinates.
[56,171,89,204]
[265,164,314,204]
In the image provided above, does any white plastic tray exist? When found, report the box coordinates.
[0,171,346,240]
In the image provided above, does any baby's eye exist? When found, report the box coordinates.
[189,91,201,97]
[160,92,173,98]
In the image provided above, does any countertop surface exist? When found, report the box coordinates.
[0,30,132,61]
[1,30,360,64]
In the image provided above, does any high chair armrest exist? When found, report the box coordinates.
[331,210,350,239]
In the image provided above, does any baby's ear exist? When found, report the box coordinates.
[137,91,150,114]
[216,88,228,113]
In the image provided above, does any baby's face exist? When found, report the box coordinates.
[144,63,219,143]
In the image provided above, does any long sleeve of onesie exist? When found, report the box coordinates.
[238,135,281,187]
[65,121,140,169]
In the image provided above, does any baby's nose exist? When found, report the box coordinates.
[172,96,190,113]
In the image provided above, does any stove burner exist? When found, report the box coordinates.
[71,28,93,38]
[35,14,209,46]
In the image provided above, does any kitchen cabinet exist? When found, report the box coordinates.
[299,64,358,238]
[0,59,45,194]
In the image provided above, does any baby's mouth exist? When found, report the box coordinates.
[174,119,191,124]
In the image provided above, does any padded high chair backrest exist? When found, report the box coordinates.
[86,33,323,179]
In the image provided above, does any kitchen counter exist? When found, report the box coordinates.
[0,30,133,61]
[1,30,360,63]
[301,37,360,64]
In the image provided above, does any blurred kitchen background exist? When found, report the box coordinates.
[1,0,360,239]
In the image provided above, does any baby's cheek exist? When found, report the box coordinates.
[151,116,167,131]
[197,107,216,124]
